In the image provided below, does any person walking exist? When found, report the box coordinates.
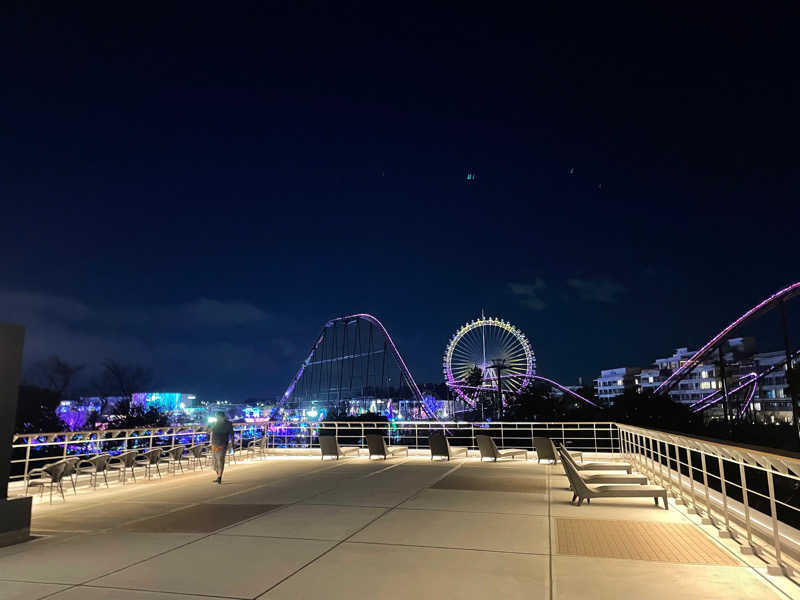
[210,411,234,484]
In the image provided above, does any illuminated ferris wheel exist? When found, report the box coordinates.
[443,315,535,405]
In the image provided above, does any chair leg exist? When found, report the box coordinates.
[59,482,65,501]
[103,471,109,487]
[70,475,77,494]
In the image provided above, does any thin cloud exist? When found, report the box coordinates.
[508,279,547,310]
[0,290,290,398]
[567,278,627,304]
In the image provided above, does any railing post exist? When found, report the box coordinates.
[500,423,505,449]
[766,469,788,576]
[415,423,419,450]
[717,456,732,538]
[673,444,686,505]
[593,423,598,454]
[24,438,31,482]
[638,434,645,469]
[738,463,756,555]
[685,448,698,515]
[647,437,659,485]
[655,440,666,487]
[699,452,714,525]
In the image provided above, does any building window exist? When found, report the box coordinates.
[701,371,708,379]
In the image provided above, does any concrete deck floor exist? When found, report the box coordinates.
[1,452,796,600]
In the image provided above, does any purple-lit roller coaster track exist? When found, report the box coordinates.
[452,374,601,408]
[656,281,800,396]
[276,313,599,420]
[275,313,434,419]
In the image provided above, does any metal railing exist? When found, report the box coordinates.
[618,424,800,575]
[11,419,800,576]
[9,421,619,483]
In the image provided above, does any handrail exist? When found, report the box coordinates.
[9,421,621,483]
[656,281,800,394]
[10,419,800,577]
[617,423,800,575]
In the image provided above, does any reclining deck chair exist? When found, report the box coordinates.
[561,449,668,509]
[366,434,408,460]
[429,431,468,461]
[558,446,648,488]
[320,435,361,460]
[476,435,527,461]
[557,442,632,473]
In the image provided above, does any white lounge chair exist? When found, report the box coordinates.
[557,446,648,498]
[429,432,468,461]
[557,442,632,473]
[320,435,360,460]
[562,449,668,509]
[366,434,408,460]
[476,435,527,461]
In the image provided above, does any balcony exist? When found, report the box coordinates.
[3,422,798,599]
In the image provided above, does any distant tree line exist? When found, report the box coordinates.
[15,356,167,433]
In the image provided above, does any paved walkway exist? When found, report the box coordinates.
[0,453,794,599]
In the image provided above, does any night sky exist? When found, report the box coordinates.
[2,4,799,401]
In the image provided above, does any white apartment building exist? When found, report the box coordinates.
[593,338,794,417]
[636,367,663,393]
[593,367,640,404]
[653,347,721,405]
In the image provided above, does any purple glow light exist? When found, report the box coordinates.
[739,378,759,418]
[276,314,432,419]
[689,346,800,413]
[443,318,535,405]
[656,281,800,395]
[448,375,601,408]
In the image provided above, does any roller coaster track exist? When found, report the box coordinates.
[656,281,800,395]
[277,313,598,420]
[450,373,601,408]
[275,313,433,419]
[689,347,800,415]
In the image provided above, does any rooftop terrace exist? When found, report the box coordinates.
[2,442,796,600]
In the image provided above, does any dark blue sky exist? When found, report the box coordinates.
[2,4,799,400]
